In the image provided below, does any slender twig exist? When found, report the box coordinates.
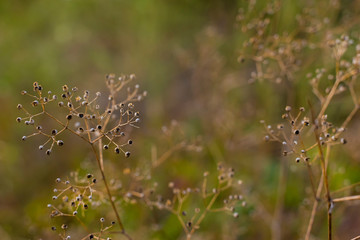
[90,144,131,240]
[305,146,330,240]
[187,192,220,239]
[350,235,360,240]
[333,195,360,203]
[271,157,287,240]
[309,100,332,240]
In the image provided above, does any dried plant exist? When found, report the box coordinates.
[261,35,360,240]
[17,74,146,239]
[17,75,243,240]
[142,163,245,240]
[13,1,360,239]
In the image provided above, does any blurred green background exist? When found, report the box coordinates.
[1,0,360,239]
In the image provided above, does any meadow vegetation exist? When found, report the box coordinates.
[2,0,360,239]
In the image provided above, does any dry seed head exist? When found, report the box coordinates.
[114,147,120,154]
[61,224,68,230]
[303,119,310,126]
[130,74,136,80]
[264,135,270,141]
[128,103,134,109]
[32,100,39,107]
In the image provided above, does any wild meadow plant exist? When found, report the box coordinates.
[17,75,245,240]
[236,1,360,239]
[15,1,360,239]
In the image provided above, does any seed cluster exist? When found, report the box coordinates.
[17,74,146,157]
[134,163,245,238]
[235,1,356,85]
[48,172,117,240]
[261,105,349,163]
[48,172,99,218]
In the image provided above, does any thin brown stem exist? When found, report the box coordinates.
[187,192,220,239]
[309,101,332,240]
[271,157,287,240]
[305,146,330,240]
[90,144,131,240]
[333,195,360,203]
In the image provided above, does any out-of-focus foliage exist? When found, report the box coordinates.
[1,0,360,239]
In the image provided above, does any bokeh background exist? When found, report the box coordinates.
[1,0,360,239]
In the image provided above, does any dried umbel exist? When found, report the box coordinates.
[17,74,146,157]
[48,172,117,240]
[18,74,145,240]
[262,35,360,240]
[139,163,245,240]
[18,75,244,240]
[236,1,353,85]
[261,106,347,163]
